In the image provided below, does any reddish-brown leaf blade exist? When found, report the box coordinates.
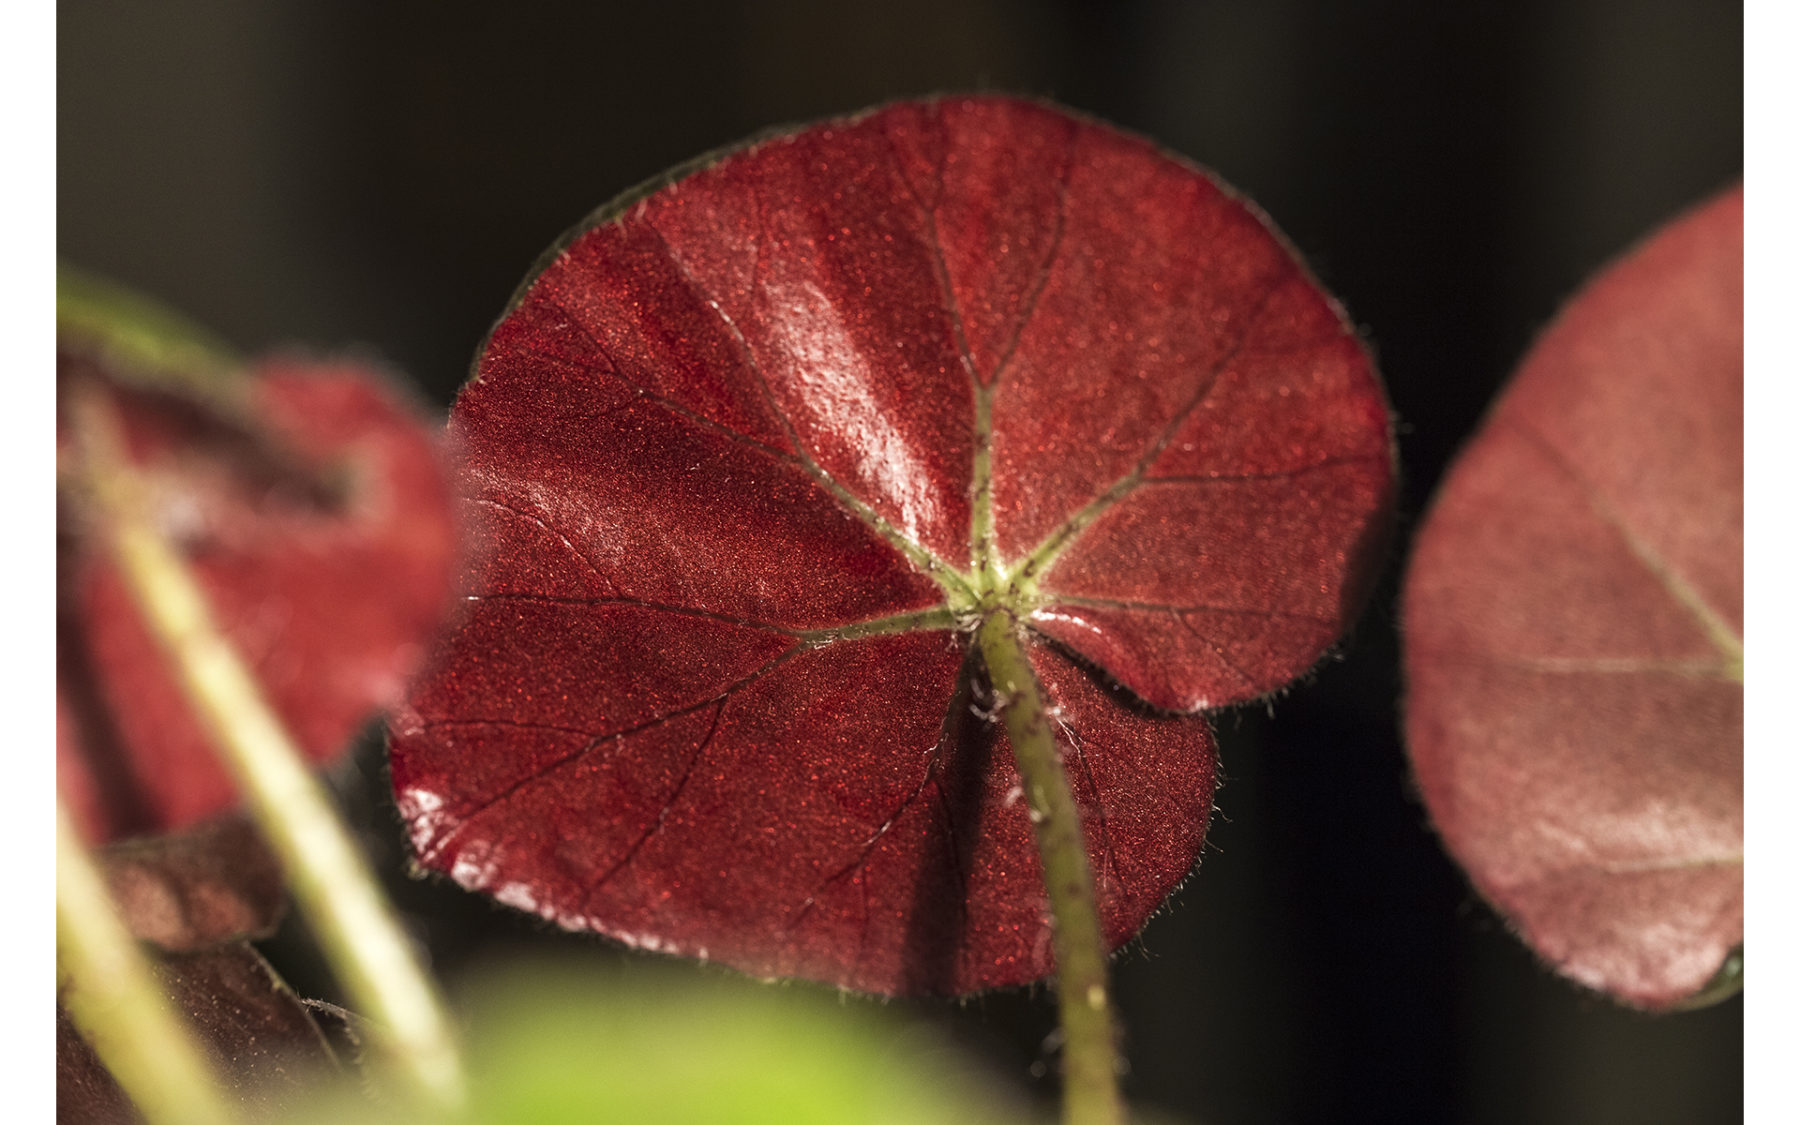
[987,127,1296,560]
[397,630,971,991]
[57,945,341,1124]
[978,120,1391,711]
[879,99,1077,387]
[58,353,460,841]
[393,97,1391,995]
[396,624,1214,994]
[1027,268,1392,709]
[99,817,286,952]
[640,118,980,565]
[1402,185,1743,1009]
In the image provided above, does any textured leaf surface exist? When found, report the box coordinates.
[58,343,460,842]
[1402,185,1742,1009]
[392,97,1394,994]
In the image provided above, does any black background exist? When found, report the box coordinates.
[60,3,1743,1122]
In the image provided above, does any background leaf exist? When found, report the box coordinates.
[57,945,343,1124]
[58,309,463,841]
[99,816,287,953]
[1401,185,1742,1009]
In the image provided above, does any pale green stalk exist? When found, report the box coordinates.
[70,391,468,1115]
[976,611,1124,1125]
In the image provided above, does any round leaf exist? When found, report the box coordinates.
[392,97,1395,995]
[1402,185,1742,1009]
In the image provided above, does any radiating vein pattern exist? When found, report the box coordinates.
[390,97,1390,995]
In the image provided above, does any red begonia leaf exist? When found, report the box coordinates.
[391,97,1394,995]
[58,335,461,842]
[1402,185,1742,1009]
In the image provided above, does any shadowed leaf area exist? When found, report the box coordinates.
[57,946,344,1125]
[391,96,1395,995]
[97,816,287,952]
[57,823,347,1124]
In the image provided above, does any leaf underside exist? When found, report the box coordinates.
[392,97,1394,995]
[1403,185,1743,1010]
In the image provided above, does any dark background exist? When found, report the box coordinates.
[59,2,1743,1122]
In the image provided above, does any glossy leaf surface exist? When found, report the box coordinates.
[1402,186,1743,1009]
[392,97,1394,994]
[59,337,460,842]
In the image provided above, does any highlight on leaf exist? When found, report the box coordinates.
[390,96,1395,995]
[1401,185,1742,1010]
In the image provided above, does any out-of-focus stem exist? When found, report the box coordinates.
[975,610,1124,1125]
[56,799,238,1125]
[68,388,468,1115]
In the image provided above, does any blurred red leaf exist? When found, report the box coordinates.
[58,350,461,842]
[98,817,286,952]
[391,97,1394,995]
[1402,185,1743,1009]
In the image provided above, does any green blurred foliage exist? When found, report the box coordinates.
[285,958,1032,1125]
[58,263,244,402]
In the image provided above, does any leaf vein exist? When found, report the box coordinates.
[1508,419,1742,669]
[582,699,729,900]
[1017,260,1301,580]
[639,210,964,593]
[426,648,802,854]
[1045,595,1336,624]
[880,120,977,385]
[985,120,1076,389]
[529,299,794,465]
[469,497,621,596]
[1172,609,1261,698]
[1406,643,1740,682]
[464,590,796,636]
